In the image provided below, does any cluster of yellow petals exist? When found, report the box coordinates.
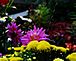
[26,40,51,52]
[26,40,69,52]
[26,40,39,50]
[0,57,23,61]
[53,58,64,61]
[3,40,70,61]
[66,52,76,61]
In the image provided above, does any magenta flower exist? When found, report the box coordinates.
[21,25,49,45]
[7,22,22,45]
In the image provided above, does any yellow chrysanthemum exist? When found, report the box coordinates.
[50,45,57,50]
[11,54,14,57]
[9,57,23,61]
[14,51,19,56]
[5,54,12,57]
[26,40,39,50]
[53,58,64,61]
[0,58,8,61]
[14,47,23,51]
[50,44,69,52]
[20,45,26,52]
[50,45,57,48]
[38,41,51,46]
[33,57,36,59]
[66,52,76,61]
[8,47,12,50]
[21,45,26,48]
[66,48,69,51]
[37,41,51,52]
[27,58,32,61]
[55,47,67,52]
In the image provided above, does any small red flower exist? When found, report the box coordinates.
[65,43,76,51]
[64,34,71,41]
[65,43,72,50]
[49,22,71,39]
[72,45,76,51]
[0,0,8,5]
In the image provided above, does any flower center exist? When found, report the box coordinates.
[30,33,40,41]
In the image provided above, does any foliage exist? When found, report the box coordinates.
[29,3,50,27]
[0,0,14,16]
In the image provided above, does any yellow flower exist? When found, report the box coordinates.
[50,45,56,48]
[33,57,36,59]
[14,51,19,56]
[27,58,32,61]
[50,44,69,52]
[50,45,57,50]
[9,57,23,61]
[21,45,26,48]
[66,52,76,61]
[11,54,14,57]
[55,47,67,52]
[38,41,51,46]
[37,41,51,52]
[0,58,8,61]
[8,47,12,50]
[26,40,39,50]
[20,45,26,52]
[66,48,69,51]
[5,54,12,57]
[14,47,23,51]
[53,58,64,61]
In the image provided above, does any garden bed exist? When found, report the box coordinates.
[0,0,76,61]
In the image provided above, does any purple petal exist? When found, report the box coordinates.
[37,27,43,35]
[37,28,39,32]
[7,24,10,28]
[39,29,45,37]
[33,25,37,32]
[39,38,50,41]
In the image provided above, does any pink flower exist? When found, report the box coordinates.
[7,22,22,45]
[21,25,49,45]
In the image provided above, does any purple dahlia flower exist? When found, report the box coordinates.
[7,22,22,45]
[21,25,49,45]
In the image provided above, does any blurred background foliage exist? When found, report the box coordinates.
[14,0,75,22]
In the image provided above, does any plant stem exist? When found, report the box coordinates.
[5,0,14,13]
